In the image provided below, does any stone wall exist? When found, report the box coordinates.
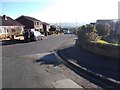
[81,42,120,59]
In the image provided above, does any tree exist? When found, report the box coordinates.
[96,23,110,38]
[77,24,98,44]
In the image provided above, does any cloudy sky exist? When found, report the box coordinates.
[1,0,120,23]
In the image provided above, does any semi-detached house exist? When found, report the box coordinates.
[16,15,50,36]
[16,15,43,31]
[0,15,24,39]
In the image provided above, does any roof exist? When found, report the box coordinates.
[90,22,96,25]
[96,19,118,23]
[16,15,42,22]
[0,15,24,26]
[96,19,118,26]
[42,22,50,25]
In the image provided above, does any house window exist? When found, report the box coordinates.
[34,22,37,25]
[34,22,39,25]
[37,22,39,25]
[35,29,39,31]
[0,28,2,34]
[11,28,15,32]
[7,29,9,33]
[3,27,8,34]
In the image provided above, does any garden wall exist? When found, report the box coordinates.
[81,42,120,59]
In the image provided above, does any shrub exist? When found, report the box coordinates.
[77,24,98,44]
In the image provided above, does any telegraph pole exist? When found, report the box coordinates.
[76,19,78,28]
[60,21,62,33]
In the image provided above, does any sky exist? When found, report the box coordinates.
[1,0,120,24]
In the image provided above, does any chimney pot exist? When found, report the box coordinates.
[3,15,7,20]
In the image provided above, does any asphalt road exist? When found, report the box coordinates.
[2,34,108,88]
[2,35,75,56]
[2,34,80,88]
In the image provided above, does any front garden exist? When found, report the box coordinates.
[77,23,120,58]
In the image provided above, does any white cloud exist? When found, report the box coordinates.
[32,0,119,23]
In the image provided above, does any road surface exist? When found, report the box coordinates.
[2,34,100,88]
[2,34,85,88]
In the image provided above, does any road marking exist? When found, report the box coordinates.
[52,79,83,88]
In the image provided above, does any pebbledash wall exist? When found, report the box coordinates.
[81,42,120,59]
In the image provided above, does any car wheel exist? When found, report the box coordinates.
[37,38,40,41]
[36,37,39,41]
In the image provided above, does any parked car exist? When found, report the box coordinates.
[23,29,45,42]
[63,30,71,34]
[31,29,45,41]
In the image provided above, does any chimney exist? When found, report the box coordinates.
[3,15,7,20]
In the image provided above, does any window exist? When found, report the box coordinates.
[37,22,39,25]
[0,28,2,34]
[3,27,8,34]
[34,22,39,25]
[11,29,15,32]
[34,22,37,25]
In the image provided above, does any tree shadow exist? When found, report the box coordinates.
[34,53,62,67]
[58,43,120,82]
[1,39,28,46]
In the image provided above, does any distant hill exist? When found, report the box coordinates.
[50,22,85,28]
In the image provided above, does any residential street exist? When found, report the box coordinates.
[2,34,119,88]
[2,35,72,57]
[2,34,89,88]
[1,1,119,89]
[2,34,70,88]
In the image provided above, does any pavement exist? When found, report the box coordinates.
[57,37,120,87]
[23,52,83,88]
[52,79,82,88]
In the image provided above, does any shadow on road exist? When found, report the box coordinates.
[58,45,120,81]
[34,53,62,67]
[1,39,29,46]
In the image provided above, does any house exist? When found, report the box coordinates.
[0,15,24,39]
[90,22,96,26]
[50,25,61,31]
[49,25,61,35]
[16,15,43,32]
[42,22,50,36]
[95,19,119,34]
[114,20,120,35]
[96,19,120,43]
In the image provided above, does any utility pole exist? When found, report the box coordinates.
[75,18,78,31]
[75,18,78,35]
[60,21,62,33]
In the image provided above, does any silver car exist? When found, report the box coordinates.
[31,29,45,41]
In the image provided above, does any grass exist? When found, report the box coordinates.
[97,39,109,44]
[110,43,120,46]
[97,39,120,46]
